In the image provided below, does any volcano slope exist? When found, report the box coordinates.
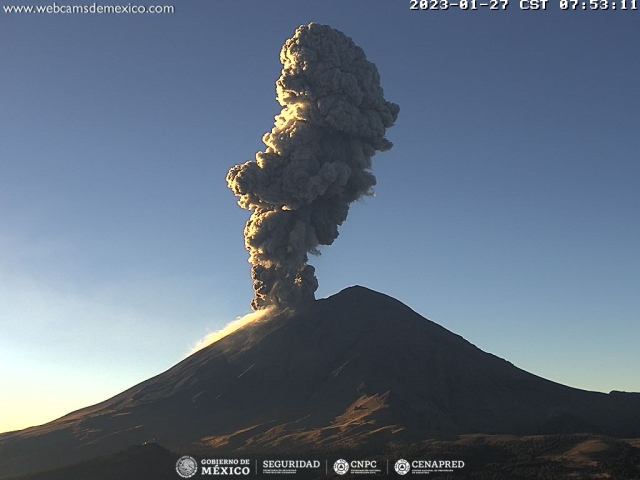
[1,286,639,478]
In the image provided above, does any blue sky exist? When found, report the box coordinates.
[1,1,638,433]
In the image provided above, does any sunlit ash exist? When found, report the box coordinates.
[226,23,399,310]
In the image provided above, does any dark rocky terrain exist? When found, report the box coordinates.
[2,286,639,478]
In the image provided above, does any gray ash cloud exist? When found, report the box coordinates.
[227,23,399,310]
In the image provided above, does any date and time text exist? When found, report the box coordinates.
[410,0,637,10]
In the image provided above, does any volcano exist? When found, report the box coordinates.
[1,286,639,478]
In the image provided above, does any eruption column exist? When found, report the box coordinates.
[227,23,399,310]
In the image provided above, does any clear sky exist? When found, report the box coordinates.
[1,0,638,434]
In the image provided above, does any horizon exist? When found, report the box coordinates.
[2,284,638,435]
[1,2,639,434]
[5,283,639,436]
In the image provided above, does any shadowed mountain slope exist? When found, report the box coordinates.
[5,443,176,480]
[1,286,639,478]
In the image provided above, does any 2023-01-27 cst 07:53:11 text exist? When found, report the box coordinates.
[410,0,637,9]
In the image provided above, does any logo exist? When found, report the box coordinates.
[261,460,322,475]
[406,459,465,475]
[333,459,349,475]
[200,458,251,475]
[176,456,198,478]
[395,459,410,475]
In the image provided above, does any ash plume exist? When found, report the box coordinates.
[227,23,399,310]
[188,306,276,355]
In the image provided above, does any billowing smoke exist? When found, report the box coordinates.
[227,23,399,310]
[188,306,276,355]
